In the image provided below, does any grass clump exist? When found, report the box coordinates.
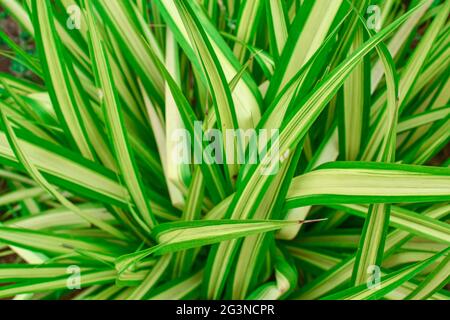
[0,0,448,300]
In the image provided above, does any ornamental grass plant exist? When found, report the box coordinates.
[0,0,448,300]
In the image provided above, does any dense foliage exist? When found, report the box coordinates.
[0,0,448,300]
